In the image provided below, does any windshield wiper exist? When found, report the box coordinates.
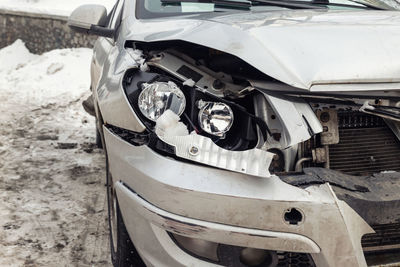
[253,0,390,10]
[251,0,326,9]
[161,0,389,10]
[161,0,252,9]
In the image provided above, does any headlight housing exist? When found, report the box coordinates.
[138,81,186,121]
[123,70,259,152]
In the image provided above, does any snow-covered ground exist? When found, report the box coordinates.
[0,40,110,266]
[0,0,116,17]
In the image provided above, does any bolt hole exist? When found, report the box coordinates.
[271,115,276,120]
[320,112,330,123]
[284,208,303,225]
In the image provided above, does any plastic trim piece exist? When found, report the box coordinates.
[160,134,274,178]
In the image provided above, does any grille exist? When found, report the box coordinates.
[329,113,400,176]
[362,223,400,251]
[362,223,400,266]
[277,252,315,267]
[217,243,316,267]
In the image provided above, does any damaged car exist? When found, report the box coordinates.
[68,0,400,266]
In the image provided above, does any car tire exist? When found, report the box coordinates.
[106,158,145,267]
[96,127,103,149]
[112,202,146,267]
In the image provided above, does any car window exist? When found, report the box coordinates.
[144,1,214,13]
[136,0,394,19]
[136,0,281,19]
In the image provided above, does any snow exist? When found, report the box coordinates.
[0,40,93,107]
[0,40,110,266]
[0,0,116,17]
[0,39,37,72]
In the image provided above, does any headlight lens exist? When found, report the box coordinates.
[138,81,186,121]
[198,100,234,137]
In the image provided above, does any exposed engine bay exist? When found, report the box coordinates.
[122,41,400,177]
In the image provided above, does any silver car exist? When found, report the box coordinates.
[68,0,400,266]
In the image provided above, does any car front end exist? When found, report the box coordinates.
[72,0,400,266]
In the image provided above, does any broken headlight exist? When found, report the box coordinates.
[198,100,234,137]
[138,81,186,121]
[123,70,260,151]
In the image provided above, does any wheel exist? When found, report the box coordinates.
[106,157,145,267]
[94,103,104,150]
[96,126,103,149]
[82,93,103,149]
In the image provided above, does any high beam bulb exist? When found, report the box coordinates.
[198,100,234,137]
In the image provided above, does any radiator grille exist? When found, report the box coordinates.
[277,252,315,267]
[362,223,400,251]
[362,223,400,266]
[329,113,400,176]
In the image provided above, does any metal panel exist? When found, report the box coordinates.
[261,92,322,148]
[126,9,400,89]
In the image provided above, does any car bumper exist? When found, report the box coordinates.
[104,127,375,267]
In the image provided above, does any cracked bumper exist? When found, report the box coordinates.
[104,127,374,267]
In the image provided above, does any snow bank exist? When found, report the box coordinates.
[0,0,116,17]
[0,39,37,72]
[0,39,92,107]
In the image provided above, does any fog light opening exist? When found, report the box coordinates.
[240,248,278,267]
[170,233,219,262]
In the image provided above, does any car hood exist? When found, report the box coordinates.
[127,10,400,90]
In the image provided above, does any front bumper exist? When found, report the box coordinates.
[104,127,375,267]
[116,182,320,266]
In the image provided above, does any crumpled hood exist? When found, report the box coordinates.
[128,10,400,89]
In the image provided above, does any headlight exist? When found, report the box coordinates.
[138,81,186,121]
[198,100,234,137]
[123,70,258,152]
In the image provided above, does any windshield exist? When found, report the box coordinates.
[136,0,398,19]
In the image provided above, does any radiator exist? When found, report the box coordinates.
[329,112,400,176]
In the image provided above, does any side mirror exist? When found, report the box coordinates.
[68,5,114,38]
